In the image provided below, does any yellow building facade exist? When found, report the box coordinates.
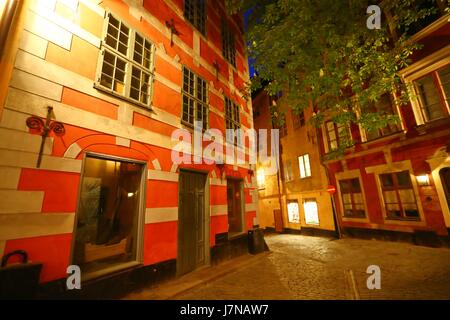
[253,90,336,236]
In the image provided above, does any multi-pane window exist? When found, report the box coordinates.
[365,94,401,141]
[97,14,154,106]
[184,0,206,35]
[182,67,208,128]
[339,178,366,218]
[283,160,294,182]
[413,64,450,122]
[292,110,305,129]
[379,171,420,220]
[222,19,236,66]
[225,97,240,130]
[298,154,311,178]
[325,121,348,151]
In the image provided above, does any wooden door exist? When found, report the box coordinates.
[178,171,207,276]
[227,179,243,235]
[273,209,284,233]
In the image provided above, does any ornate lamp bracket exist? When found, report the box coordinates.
[26,106,65,168]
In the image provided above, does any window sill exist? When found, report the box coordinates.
[81,261,142,283]
[342,216,369,223]
[362,131,405,145]
[180,122,209,133]
[383,217,425,227]
[415,116,450,134]
[94,83,153,111]
[386,217,421,222]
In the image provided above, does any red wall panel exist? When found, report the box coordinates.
[4,234,72,283]
[18,169,80,213]
[143,222,178,265]
[146,180,179,208]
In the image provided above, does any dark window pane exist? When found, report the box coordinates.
[380,174,394,188]
[415,74,446,121]
[184,0,206,35]
[397,171,411,188]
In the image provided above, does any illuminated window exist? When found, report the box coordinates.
[256,169,265,189]
[339,178,366,218]
[287,200,300,223]
[96,13,154,107]
[303,198,319,225]
[182,67,208,128]
[73,155,145,276]
[184,0,206,35]
[222,19,236,66]
[298,154,311,178]
[413,65,450,122]
[379,171,420,220]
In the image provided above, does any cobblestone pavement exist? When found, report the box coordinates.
[175,234,450,300]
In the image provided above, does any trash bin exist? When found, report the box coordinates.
[0,250,43,299]
[248,228,265,255]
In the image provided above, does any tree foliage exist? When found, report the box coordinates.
[227,0,449,152]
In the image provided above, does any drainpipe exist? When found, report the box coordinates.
[271,97,284,232]
[316,126,342,239]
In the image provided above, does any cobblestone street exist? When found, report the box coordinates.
[175,234,450,300]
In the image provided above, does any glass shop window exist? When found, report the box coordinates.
[287,200,300,223]
[73,155,144,276]
[303,198,319,225]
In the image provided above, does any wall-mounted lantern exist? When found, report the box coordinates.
[416,174,430,186]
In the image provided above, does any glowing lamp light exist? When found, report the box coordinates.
[256,169,265,189]
[127,192,135,198]
[416,174,430,186]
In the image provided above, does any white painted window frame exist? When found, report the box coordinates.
[95,11,156,109]
[399,45,450,126]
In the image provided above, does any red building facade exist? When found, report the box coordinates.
[320,13,450,243]
[0,0,257,297]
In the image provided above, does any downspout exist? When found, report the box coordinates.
[316,126,342,239]
[271,97,284,232]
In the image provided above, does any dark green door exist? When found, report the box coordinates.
[178,170,207,276]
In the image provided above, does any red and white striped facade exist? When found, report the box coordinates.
[0,0,258,284]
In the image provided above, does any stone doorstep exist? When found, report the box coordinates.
[123,252,271,300]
